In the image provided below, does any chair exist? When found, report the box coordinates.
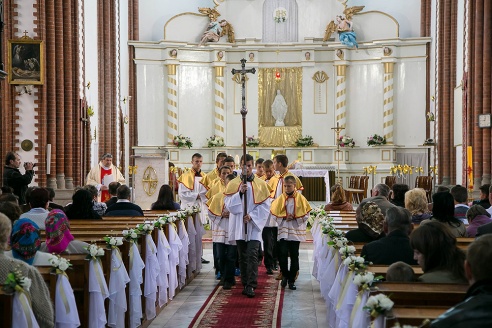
[384,176,397,189]
[345,176,361,203]
[353,176,369,204]
[415,176,433,202]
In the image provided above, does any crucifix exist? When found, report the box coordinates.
[331,122,344,185]
[231,58,255,234]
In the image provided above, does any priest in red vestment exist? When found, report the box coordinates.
[86,153,126,202]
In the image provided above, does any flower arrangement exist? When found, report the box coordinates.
[353,271,383,292]
[327,231,348,250]
[103,236,123,249]
[173,134,193,149]
[367,134,387,146]
[137,223,154,235]
[295,135,314,147]
[48,254,72,273]
[84,243,105,260]
[342,255,367,273]
[122,228,140,243]
[246,135,260,147]
[2,267,32,294]
[273,8,287,23]
[339,245,356,260]
[338,135,355,148]
[363,293,394,318]
[206,135,225,148]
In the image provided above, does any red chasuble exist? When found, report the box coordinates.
[100,167,112,202]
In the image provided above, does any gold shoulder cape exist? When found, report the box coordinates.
[268,170,304,195]
[178,169,205,190]
[270,191,312,218]
[224,176,271,204]
[255,173,267,181]
[205,178,226,199]
[201,168,219,190]
[206,192,225,217]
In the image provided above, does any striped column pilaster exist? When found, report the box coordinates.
[335,65,347,128]
[167,64,178,144]
[383,62,395,143]
[214,66,226,138]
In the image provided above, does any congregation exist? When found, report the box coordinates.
[2,150,492,327]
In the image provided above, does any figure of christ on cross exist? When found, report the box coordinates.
[231,59,256,233]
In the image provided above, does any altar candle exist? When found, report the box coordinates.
[46,144,51,175]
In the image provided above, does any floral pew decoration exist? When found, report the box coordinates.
[2,267,39,328]
[48,255,80,328]
[163,215,183,300]
[350,271,384,327]
[84,243,109,328]
[103,236,130,328]
[363,293,394,328]
[154,216,174,306]
[122,228,145,328]
[136,223,160,320]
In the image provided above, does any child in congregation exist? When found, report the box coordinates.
[385,261,416,282]
[270,175,312,290]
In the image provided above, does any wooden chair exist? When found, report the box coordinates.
[345,176,362,204]
[415,176,433,202]
[384,176,397,189]
[352,176,369,204]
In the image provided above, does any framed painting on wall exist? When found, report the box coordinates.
[8,37,44,85]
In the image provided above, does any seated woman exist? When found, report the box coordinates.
[421,192,466,237]
[466,204,492,237]
[410,221,467,283]
[405,188,432,224]
[345,201,385,243]
[65,189,102,220]
[324,184,353,211]
[83,184,107,216]
[0,213,54,328]
[151,184,180,210]
[390,183,409,207]
[5,218,52,266]
[39,209,89,254]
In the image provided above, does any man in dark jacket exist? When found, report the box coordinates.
[431,235,492,328]
[104,185,143,216]
[2,152,34,205]
[361,207,417,265]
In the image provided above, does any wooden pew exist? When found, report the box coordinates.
[389,306,447,326]
[366,265,424,279]
[372,282,468,307]
[0,290,13,328]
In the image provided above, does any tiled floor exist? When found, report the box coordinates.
[150,243,327,328]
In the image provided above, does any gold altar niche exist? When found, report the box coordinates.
[258,67,303,147]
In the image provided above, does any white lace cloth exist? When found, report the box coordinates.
[157,229,171,307]
[55,273,80,328]
[108,248,130,328]
[88,259,109,328]
[12,291,40,328]
[144,234,160,320]
[128,242,145,328]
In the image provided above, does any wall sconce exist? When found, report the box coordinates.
[15,85,33,95]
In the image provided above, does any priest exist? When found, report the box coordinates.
[86,153,125,202]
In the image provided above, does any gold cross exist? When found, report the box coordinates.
[142,166,158,196]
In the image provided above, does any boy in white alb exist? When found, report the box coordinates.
[270,175,312,290]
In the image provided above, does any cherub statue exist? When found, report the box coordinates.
[323,6,364,48]
[197,7,235,46]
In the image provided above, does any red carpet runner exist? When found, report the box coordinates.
[189,266,285,328]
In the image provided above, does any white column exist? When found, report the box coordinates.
[383,62,395,143]
[167,64,179,144]
[214,66,225,138]
[335,65,347,129]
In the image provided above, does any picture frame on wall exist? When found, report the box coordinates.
[8,37,44,85]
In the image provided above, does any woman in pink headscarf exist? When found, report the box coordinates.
[39,209,88,254]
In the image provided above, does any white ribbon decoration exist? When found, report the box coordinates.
[144,234,160,320]
[128,242,145,328]
[55,274,80,328]
[108,248,130,328]
[88,259,109,328]
[157,229,171,307]
[12,291,40,328]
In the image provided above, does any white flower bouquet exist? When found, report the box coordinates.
[122,228,140,243]
[103,236,123,249]
[206,135,225,148]
[2,268,32,293]
[339,245,356,260]
[367,134,387,146]
[339,135,355,148]
[48,254,72,273]
[353,271,383,292]
[342,255,367,273]
[137,223,154,234]
[295,135,314,147]
[84,243,105,260]
[363,293,394,318]
[173,134,193,149]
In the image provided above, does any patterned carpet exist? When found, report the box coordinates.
[189,266,285,328]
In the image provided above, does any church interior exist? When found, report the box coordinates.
[0,0,492,327]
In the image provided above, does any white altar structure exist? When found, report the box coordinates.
[129,0,431,208]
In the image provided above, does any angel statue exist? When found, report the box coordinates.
[323,6,364,48]
[197,7,235,46]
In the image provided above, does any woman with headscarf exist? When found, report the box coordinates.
[0,213,54,328]
[5,218,52,265]
[39,209,89,254]
[345,202,385,243]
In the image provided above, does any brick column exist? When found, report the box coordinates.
[167,64,179,144]
[214,66,226,138]
[335,65,347,129]
[481,0,491,185]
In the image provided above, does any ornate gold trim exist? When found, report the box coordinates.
[312,71,328,83]
[336,65,346,77]
[167,64,177,76]
[384,62,394,74]
[142,166,159,196]
[215,66,224,77]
